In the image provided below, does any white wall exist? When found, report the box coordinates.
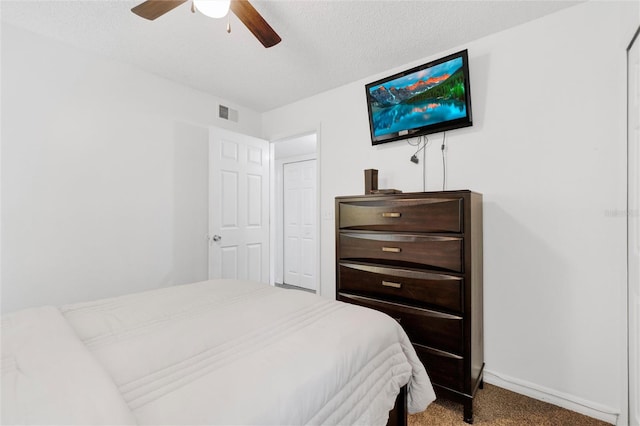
[0,23,262,313]
[262,1,639,424]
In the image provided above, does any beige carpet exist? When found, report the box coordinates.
[409,384,609,426]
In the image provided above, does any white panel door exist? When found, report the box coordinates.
[628,30,639,426]
[283,160,317,290]
[210,127,269,283]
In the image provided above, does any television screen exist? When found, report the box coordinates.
[365,49,472,145]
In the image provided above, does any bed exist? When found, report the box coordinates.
[1,279,435,425]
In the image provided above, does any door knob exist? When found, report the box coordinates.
[212,235,222,242]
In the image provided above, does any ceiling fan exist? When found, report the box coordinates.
[131,0,281,48]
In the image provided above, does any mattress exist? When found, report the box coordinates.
[2,279,435,425]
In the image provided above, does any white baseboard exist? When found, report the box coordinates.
[483,369,619,425]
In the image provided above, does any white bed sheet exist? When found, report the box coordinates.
[2,279,435,425]
[1,306,137,425]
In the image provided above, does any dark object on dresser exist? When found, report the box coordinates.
[364,169,378,194]
[335,190,484,424]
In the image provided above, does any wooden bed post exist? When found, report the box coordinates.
[386,385,407,426]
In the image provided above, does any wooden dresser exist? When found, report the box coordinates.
[335,191,483,423]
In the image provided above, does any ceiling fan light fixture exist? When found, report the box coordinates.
[194,0,231,18]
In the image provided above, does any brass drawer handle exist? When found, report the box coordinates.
[382,212,401,218]
[381,246,401,253]
[382,281,402,289]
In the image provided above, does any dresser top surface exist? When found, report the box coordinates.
[336,190,481,201]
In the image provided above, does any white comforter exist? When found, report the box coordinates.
[2,279,435,425]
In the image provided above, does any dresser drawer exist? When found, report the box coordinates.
[338,293,463,354]
[338,197,462,233]
[414,344,464,392]
[338,262,463,313]
[339,232,463,273]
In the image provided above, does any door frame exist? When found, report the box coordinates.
[269,130,321,295]
[627,25,640,426]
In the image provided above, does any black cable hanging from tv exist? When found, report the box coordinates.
[423,136,428,191]
[441,132,447,191]
[409,135,429,191]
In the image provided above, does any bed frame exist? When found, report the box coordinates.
[387,386,407,426]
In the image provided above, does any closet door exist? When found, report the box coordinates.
[283,159,317,291]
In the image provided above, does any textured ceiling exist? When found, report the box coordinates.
[1,0,582,112]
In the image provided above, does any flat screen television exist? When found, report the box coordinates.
[365,49,472,145]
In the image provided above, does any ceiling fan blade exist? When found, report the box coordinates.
[230,0,281,48]
[131,0,188,20]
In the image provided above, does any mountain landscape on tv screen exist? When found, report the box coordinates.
[369,66,465,107]
[369,59,468,138]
